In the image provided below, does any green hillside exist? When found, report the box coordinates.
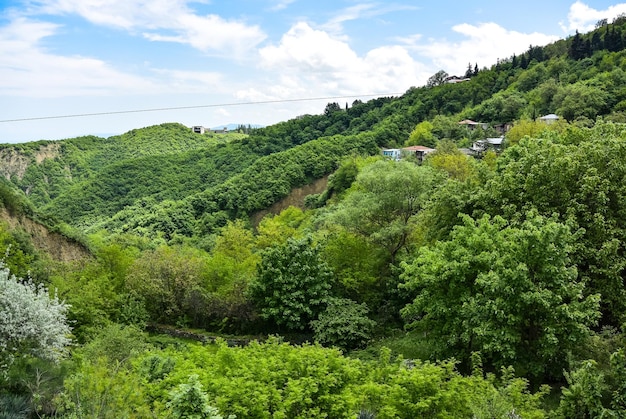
[7,18,626,418]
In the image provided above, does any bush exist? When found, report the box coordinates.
[311,298,376,350]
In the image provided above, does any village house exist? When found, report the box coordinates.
[458,119,488,130]
[192,126,205,134]
[382,146,435,164]
[444,75,471,84]
[402,145,436,164]
[472,137,504,153]
[539,114,560,124]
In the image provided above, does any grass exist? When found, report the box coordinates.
[350,329,436,362]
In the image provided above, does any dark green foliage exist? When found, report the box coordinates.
[311,298,376,350]
[0,394,31,419]
[401,213,600,381]
[475,126,626,325]
[250,236,334,331]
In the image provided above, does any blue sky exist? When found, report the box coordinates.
[1,0,626,143]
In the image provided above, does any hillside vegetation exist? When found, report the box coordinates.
[5,17,626,418]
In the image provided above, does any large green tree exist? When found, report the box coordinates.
[249,236,334,331]
[329,159,441,262]
[401,213,600,380]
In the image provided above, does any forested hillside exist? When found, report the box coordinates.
[5,17,626,418]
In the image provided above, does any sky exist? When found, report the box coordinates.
[2,1,626,143]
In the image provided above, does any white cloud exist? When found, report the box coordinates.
[0,18,155,97]
[269,0,296,12]
[0,17,230,98]
[245,22,427,102]
[561,1,626,33]
[405,22,559,76]
[29,0,267,56]
[149,69,223,93]
[322,3,419,35]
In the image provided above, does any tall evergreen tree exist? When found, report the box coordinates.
[569,30,585,59]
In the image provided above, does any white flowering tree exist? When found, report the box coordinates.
[0,265,71,371]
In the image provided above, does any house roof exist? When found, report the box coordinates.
[458,119,478,125]
[485,137,504,145]
[403,145,435,152]
[539,114,559,120]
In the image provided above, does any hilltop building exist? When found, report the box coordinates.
[539,114,560,124]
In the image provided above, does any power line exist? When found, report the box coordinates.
[0,93,403,123]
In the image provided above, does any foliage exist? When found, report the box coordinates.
[249,236,334,331]
[125,245,210,326]
[167,374,231,419]
[56,338,546,418]
[401,213,600,381]
[426,146,476,182]
[477,127,626,325]
[0,265,71,370]
[311,298,377,350]
[406,121,435,147]
[329,159,441,262]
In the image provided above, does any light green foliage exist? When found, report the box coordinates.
[0,265,71,370]
[311,298,377,350]
[504,119,567,146]
[250,236,334,331]
[78,324,150,365]
[49,259,125,341]
[406,121,435,147]
[206,220,259,293]
[401,213,600,380]
[0,222,38,280]
[473,91,527,124]
[321,227,387,306]
[56,356,151,418]
[203,220,260,331]
[255,206,307,250]
[426,145,476,182]
[557,360,608,418]
[330,159,441,261]
[167,374,230,419]
[49,336,550,418]
[147,339,364,418]
[430,115,465,142]
[54,325,152,417]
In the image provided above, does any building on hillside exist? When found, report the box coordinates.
[539,114,560,124]
[382,146,435,164]
[458,119,488,130]
[402,145,435,164]
[493,123,513,134]
[382,148,402,161]
[445,75,471,84]
[472,137,504,153]
[192,126,205,134]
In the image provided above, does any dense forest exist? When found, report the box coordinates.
[5,16,626,418]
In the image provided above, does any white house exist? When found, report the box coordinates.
[472,137,504,152]
[382,148,402,161]
[539,114,560,124]
[192,126,205,134]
